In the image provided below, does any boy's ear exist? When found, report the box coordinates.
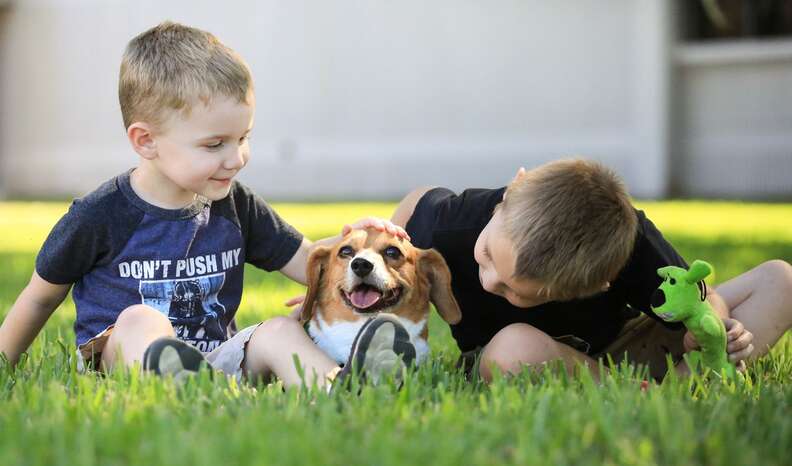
[418,248,461,324]
[301,246,332,323]
[511,167,527,184]
[503,167,527,201]
[127,122,157,160]
[512,167,526,183]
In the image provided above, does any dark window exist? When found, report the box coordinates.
[680,0,792,40]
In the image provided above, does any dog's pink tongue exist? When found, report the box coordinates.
[350,288,382,309]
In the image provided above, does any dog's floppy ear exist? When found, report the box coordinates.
[300,246,332,324]
[418,248,461,324]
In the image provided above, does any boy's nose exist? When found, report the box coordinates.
[224,147,248,169]
[478,268,496,294]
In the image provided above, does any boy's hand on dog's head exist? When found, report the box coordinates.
[342,217,411,241]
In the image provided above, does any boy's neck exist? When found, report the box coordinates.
[130,163,198,210]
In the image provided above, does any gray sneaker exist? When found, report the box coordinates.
[333,314,417,389]
[142,337,209,381]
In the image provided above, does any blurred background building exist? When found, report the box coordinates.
[0,0,790,201]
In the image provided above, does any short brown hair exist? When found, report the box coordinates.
[119,21,253,129]
[501,159,637,300]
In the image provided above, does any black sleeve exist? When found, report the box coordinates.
[235,184,304,272]
[620,210,688,319]
[35,200,106,285]
[405,188,455,249]
[406,187,506,249]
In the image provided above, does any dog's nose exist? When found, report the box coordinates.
[650,289,665,308]
[351,258,374,277]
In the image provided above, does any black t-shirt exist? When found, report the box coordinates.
[406,187,686,354]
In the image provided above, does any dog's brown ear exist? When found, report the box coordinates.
[301,246,332,324]
[419,248,461,324]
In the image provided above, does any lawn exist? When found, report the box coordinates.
[1,200,791,466]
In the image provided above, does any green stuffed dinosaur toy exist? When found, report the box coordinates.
[650,260,737,379]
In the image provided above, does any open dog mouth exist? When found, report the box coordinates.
[341,283,403,313]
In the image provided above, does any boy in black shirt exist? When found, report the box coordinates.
[393,159,792,381]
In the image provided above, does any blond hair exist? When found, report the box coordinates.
[501,159,637,300]
[119,21,253,129]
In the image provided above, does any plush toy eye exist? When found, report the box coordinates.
[669,278,676,285]
[384,246,402,260]
[338,246,355,258]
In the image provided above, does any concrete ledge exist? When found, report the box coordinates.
[675,39,792,66]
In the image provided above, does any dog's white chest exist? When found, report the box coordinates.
[308,313,429,365]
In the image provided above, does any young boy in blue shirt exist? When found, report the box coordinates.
[0,22,414,389]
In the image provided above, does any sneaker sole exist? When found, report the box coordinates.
[350,315,416,384]
[142,337,207,381]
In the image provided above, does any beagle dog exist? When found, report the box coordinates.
[300,227,462,365]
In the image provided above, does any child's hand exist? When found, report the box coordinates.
[683,317,754,364]
[342,217,411,241]
[723,318,754,363]
[285,295,305,320]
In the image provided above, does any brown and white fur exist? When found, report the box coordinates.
[300,228,462,365]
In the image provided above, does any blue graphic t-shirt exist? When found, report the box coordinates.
[36,170,303,352]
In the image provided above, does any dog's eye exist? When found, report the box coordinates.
[669,278,676,285]
[338,246,355,258]
[383,246,402,260]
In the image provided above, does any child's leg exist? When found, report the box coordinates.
[715,260,792,358]
[242,316,338,388]
[102,304,175,371]
[478,323,598,382]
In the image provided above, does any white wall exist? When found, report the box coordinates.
[673,40,792,199]
[0,0,670,200]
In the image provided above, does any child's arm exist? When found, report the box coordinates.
[278,238,317,285]
[279,217,410,285]
[0,272,71,366]
[705,285,729,319]
[391,187,437,227]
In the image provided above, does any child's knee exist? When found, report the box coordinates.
[251,316,304,344]
[761,260,792,290]
[115,304,171,331]
[479,323,559,381]
[243,317,305,374]
[749,260,792,308]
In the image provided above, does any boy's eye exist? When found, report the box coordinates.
[206,141,224,149]
[338,246,355,258]
[383,246,402,260]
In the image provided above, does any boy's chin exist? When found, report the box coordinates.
[200,186,233,201]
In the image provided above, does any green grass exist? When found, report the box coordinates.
[1,200,791,466]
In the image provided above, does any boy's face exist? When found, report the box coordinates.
[145,92,255,205]
[474,207,554,308]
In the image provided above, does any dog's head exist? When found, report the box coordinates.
[300,227,461,326]
[650,260,712,322]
